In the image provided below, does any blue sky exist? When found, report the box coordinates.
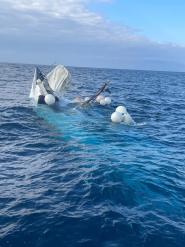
[90,0,185,44]
[0,0,185,71]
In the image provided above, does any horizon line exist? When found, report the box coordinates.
[0,60,185,74]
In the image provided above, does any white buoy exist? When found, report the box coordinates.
[96,95,104,103]
[104,97,112,105]
[123,112,135,125]
[100,99,107,106]
[111,112,122,123]
[116,105,127,114]
[44,94,56,105]
[84,97,90,102]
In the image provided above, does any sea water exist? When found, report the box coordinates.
[0,63,185,247]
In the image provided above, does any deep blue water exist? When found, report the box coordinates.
[1,63,185,247]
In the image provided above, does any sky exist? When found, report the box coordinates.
[0,0,185,71]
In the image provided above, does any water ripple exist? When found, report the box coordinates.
[0,63,185,246]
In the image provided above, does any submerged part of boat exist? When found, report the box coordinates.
[29,65,71,105]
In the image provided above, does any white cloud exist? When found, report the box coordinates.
[0,0,143,42]
[1,0,102,25]
[0,0,185,71]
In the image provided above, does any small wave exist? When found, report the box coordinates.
[135,122,147,126]
[1,63,185,247]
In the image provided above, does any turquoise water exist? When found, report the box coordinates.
[0,63,185,246]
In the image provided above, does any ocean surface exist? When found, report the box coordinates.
[0,63,185,247]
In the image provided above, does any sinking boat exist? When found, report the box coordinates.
[29,65,71,105]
